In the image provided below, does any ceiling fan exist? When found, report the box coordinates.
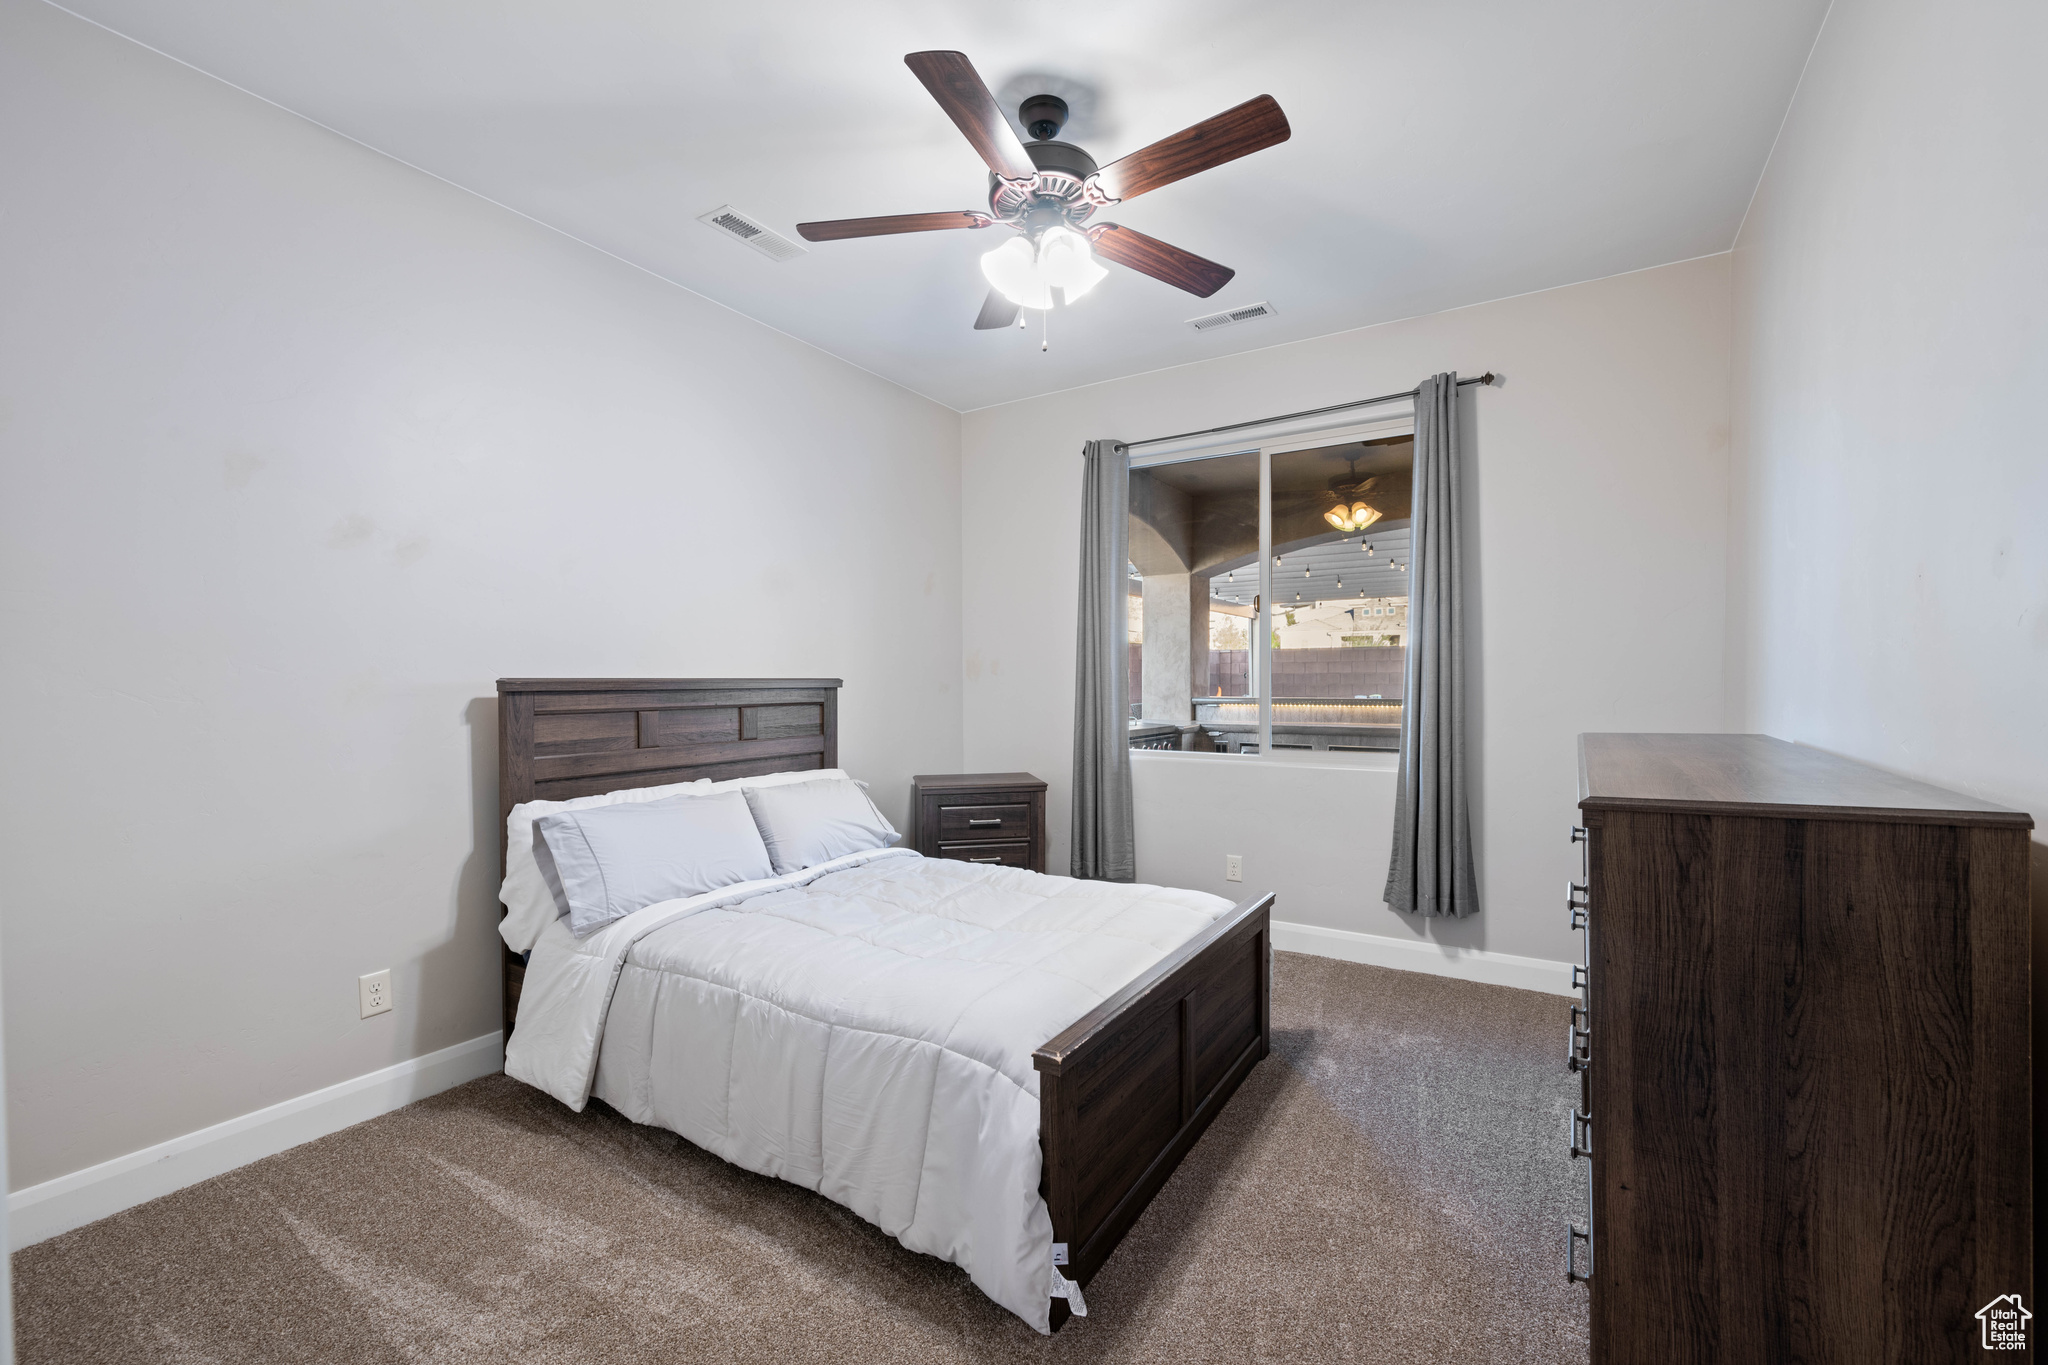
[797,51,1290,330]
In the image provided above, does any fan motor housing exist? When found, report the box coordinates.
[1022,139,1097,180]
[987,139,1101,232]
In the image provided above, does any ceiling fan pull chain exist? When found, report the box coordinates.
[1042,307,1050,353]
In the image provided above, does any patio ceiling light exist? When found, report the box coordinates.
[1325,463,1382,532]
[1324,501,1382,532]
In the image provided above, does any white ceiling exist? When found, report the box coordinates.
[54,0,1827,411]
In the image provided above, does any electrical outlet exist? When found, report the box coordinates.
[1225,854,1243,883]
[358,969,393,1019]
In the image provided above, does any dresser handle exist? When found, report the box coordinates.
[967,856,1003,864]
[967,817,1003,828]
[1567,880,1589,931]
[1569,825,1588,844]
[1572,964,1589,993]
[1566,1006,1591,1073]
[1566,1220,1593,1283]
[1569,1108,1593,1159]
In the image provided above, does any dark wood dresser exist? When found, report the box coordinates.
[1571,734,2032,1363]
[909,772,1047,872]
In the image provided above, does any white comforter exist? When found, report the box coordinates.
[504,847,1232,1332]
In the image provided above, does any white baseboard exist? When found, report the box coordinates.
[1272,919,1576,996]
[8,1032,503,1250]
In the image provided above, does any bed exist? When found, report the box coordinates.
[496,677,1273,1332]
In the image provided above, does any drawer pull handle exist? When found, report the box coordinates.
[967,818,1003,827]
[1567,880,1589,931]
[1566,1220,1593,1283]
[1572,964,1589,994]
[968,856,1003,863]
[1569,825,1588,845]
[1569,1108,1593,1159]
[1566,1006,1591,1073]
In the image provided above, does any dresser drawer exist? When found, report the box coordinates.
[936,802,1034,840]
[936,840,1032,867]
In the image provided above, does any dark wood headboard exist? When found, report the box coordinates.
[495,676,842,1029]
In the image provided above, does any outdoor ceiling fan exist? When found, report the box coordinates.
[797,51,1290,331]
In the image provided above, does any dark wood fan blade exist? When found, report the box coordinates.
[904,51,1039,182]
[1089,224,1236,297]
[973,289,1022,330]
[1092,95,1290,202]
[796,211,988,242]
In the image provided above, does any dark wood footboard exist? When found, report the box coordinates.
[1034,891,1274,1329]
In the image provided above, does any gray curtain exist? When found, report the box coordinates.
[1384,374,1480,917]
[1071,438,1135,881]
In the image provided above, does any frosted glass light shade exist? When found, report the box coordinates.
[1038,227,1107,301]
[981,236,1052,310]
[1324,500,1384,532]
[981,227,1105,310]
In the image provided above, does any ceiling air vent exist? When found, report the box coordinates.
[1187,301,1278,332]
[697,205,807,262]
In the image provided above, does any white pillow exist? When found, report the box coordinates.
[537,790,774,937]
[498,767,848,952]
[742,776,899,876]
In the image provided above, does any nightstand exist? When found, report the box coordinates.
[909,772,1048,873]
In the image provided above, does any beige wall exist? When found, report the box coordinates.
[961,254,1734,964]
[0,4,962,1190]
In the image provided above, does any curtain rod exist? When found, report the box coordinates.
[1120,372,1496,450]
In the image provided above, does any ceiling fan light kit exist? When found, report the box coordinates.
[1324,468,1383,532]
[980,225,1108,310]
[795,50,1290,338]
[1325,502,1383,532]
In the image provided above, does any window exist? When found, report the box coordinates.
[1127,427,1413,755]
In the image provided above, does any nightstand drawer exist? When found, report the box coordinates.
[936,841,1032,867]
[937,802,1034,840]
[912,772,1047,874]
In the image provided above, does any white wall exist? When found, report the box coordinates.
[1727,0,2047,824]
[0,3,961,1192]
[961,255,1734,966]
[1725,0,2047,1143]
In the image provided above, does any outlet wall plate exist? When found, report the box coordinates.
[1225,854,1243,883]
[358,969,393,1019]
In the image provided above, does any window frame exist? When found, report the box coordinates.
[1130,408,1415,755]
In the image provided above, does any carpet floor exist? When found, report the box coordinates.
[15,952,1590,1363]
